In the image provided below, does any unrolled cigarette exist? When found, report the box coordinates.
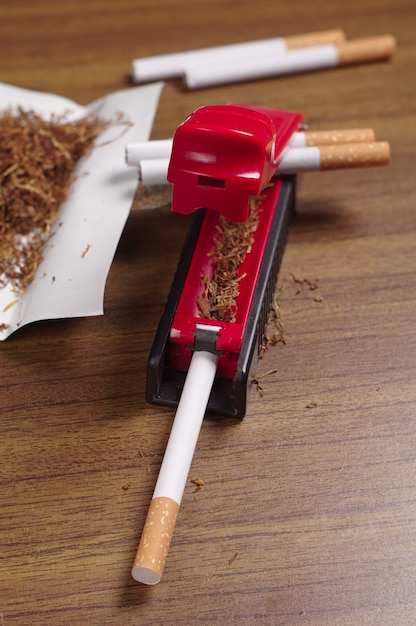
[131,29,345,82]
[131,496,179,586]
[284,29,345,50]
[127,128,376,167]
[137,142,390,187]
[184,34,396,89]
[132,346,219,584]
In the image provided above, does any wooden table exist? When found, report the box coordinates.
[1,1,415,624]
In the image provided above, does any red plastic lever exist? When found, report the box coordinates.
[167,104,302,222]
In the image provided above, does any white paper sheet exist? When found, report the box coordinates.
[0,81,164,339]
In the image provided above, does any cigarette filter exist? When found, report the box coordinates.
[288,127,375,148]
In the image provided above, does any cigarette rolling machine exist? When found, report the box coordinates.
[146,105,302,418]
[135,104,391,585]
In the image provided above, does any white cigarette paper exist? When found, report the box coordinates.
[131,29,345,82]
[132,343,219,585]
[184,34,396,89]
[0,81,163,340]
[126,128,376,167]
[137,142,390,187]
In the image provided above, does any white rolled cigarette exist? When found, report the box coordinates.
[127,128,376,167]
[137,141,390,187]
[132,344,219,585]
[184,34,396,89]
[131,29,345,83]
[277,141,390,173]
[126,139,173,164]
[139,157,170,186]
[288,127,375,148]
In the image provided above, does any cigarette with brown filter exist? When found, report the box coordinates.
[131,29,345,83]
[184,34,396,89]
[132,343,219,585]
[136,141,390,187]
[277,141,391,173]
[126,128,376,167]
[288,127,375,148]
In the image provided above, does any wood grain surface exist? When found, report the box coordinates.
[1,1,415,624]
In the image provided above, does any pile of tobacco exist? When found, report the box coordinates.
[197,191,265,323]
[0,108,107,292]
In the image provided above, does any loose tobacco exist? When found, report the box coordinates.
[0,108,108,292]
[196,189,268,323]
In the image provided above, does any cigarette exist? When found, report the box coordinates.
[131,29,345,82]
[126,128,376,167]
[277,141,390,173]
[139,157,171,186]
[288,127,375,148]
[132,344,219,585]
[184,34,396,89]
[137,141,390,187]
[126,139,173,164]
